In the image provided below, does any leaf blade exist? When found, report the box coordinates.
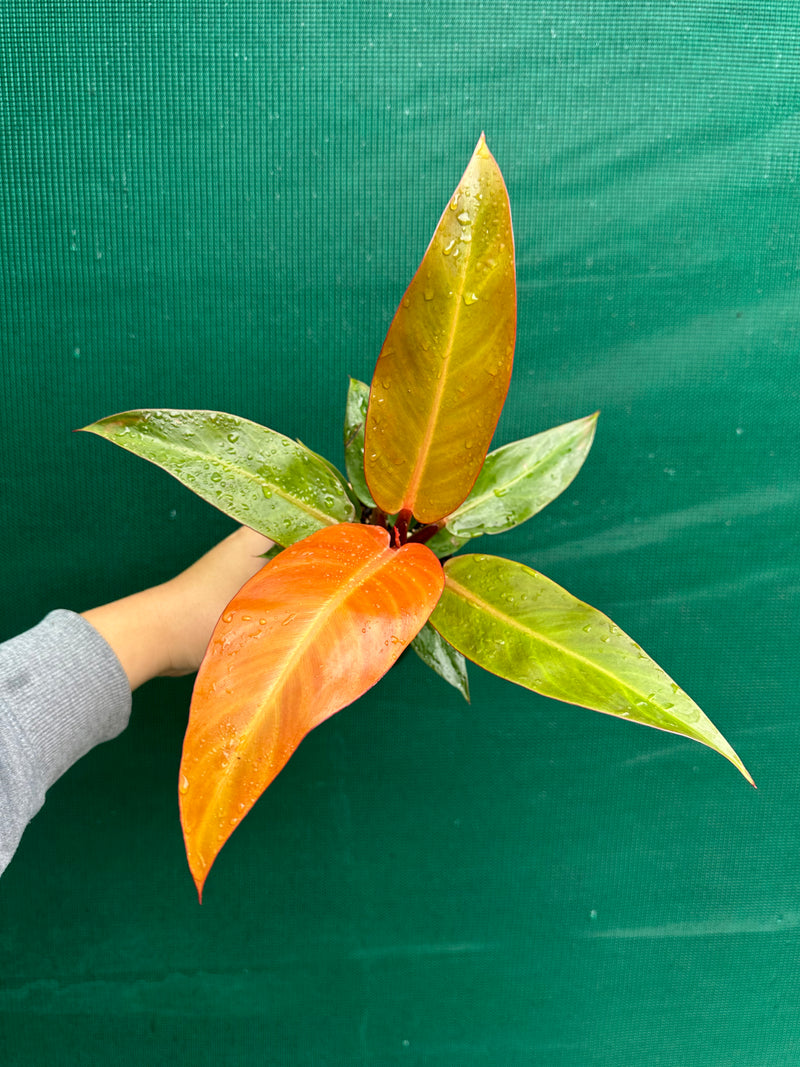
[448,413,598,538]
[410,621,470,702]
[430,554,752,784]
[180,523,444,898]
[343,378,376,507]
[364,134,516,524]
[81,409,355,545]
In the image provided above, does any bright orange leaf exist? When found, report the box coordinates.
[179,523,444,899]
[364,132,516,524]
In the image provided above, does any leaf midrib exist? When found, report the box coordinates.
[108,418,343,529]
[442,571,680,715]
[197,538,410,837]
[404,228,474,512]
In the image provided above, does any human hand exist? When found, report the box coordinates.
[82,526,274,689]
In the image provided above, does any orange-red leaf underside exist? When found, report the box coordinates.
[179,523,444,899]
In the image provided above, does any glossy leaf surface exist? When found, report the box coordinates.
[364,133,516,524]
[180,523,444,898]
[81,409,355,545]
[425,527,470,560]
[430,413,598,548]
[411,621,470,702]
[430,554,753,784]
[343,378,375,507]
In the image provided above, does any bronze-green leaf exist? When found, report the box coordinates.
[81,409,355,545]
[364,133,516,524]
[430,554,753,783]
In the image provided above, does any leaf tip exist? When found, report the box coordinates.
[188,853,209,904]
[720,743,755,788]
[740,762,756,789]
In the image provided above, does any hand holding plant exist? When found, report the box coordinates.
[83,135,752,900]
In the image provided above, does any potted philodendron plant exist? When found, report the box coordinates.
[83,135,752,900]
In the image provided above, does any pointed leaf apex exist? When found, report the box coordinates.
[721,744,755,788]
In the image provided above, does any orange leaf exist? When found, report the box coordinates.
[364,133,516,524]
[179,523,444,899]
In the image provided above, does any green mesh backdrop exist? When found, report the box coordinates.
[1,2,799,1064]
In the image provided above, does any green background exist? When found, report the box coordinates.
[1,2,798,1063]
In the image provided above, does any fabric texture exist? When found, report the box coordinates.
[1,2,799,1065]
[0,611,131,873]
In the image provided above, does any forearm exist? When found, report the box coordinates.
[0,525,272,876]
[0,610,131,874]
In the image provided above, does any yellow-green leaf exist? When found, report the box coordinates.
[430,554,753,784]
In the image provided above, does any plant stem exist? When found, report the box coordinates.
[394,508,413,545]
[407,523,442,546]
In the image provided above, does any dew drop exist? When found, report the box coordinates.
[179,774,190,794]
[423,288,434,301]
[462,291,479,306]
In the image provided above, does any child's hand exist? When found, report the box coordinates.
[81,526,274,689]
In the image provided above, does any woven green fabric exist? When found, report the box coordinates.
[1,2,798,1064]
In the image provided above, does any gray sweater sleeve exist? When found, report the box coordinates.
[0,609,132,875]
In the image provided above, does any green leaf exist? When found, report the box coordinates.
[430,554,753,784]
[410,621,470,702]
[81,409,356,546]
[296,438,361,511]
[343,378,376,507]
[448,413,598,538]
[424,527,470,559]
